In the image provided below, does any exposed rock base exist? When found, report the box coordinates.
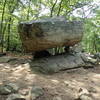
[30,52,99,74]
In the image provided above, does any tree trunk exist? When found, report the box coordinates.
[57,0,63,16]
[6,17,12,51]
[0,0,7,53]
[50,0,58,17]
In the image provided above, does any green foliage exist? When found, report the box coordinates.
[82,9,100,53]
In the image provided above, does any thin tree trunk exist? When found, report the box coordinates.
[93,34,97,53]
[0,0,7,53]
[6,17,12,51]
[6,0,19,51]
[50,0,58,54]
[27,0,31,20]
[55,0,63,54]
[50,0,58,17]
[1,21,8,52]
[57,0,63,16]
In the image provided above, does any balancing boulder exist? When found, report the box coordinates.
[18,17,83,52]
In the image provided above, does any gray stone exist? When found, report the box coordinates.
[19,17,83,52]
[7,94,26,100]
[29,52,99,74]
[0,56,11,63]
[88,87,97,93]
[77,88,93,100]
[0,83,19,95]
[0,85,11,95]
[88,58,97,64]
[78,88,90,96]
[94,53,100,59]
[0,56,17,63]
[79,94,93,100]
[5,83,19,93]
[30,53,85,74]
[31,85,44,100]
[53,96,62,100]
[80,53,90,62]
[80,53,97,65]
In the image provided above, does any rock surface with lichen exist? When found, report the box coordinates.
[19,17,83,52]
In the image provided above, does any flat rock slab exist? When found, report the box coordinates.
[0,56,30,64]
[0,56,17,63]
[30,53,86,74]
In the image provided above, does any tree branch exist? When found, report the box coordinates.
[57,0,63,16]
[50,0,58,17]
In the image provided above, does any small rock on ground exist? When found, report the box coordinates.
[76,88,93,100]
[79,94,93,100]
[88,87,97,93]
[7,93,26,100]
[53,96,62,100]
[31,85,44,100]
[0,83,19,95]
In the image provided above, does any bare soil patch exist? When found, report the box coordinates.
[0,55,100,100]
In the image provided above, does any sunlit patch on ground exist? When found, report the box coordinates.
[0,58,100,100]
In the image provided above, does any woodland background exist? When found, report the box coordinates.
[0,0,100,54]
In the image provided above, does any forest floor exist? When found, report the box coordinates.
[0,54,100,100]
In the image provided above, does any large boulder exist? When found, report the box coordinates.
[18,17,83,52]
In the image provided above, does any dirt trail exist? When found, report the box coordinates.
[0,56,100,100]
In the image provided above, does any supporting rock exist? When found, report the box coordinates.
[30,53,84,74]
